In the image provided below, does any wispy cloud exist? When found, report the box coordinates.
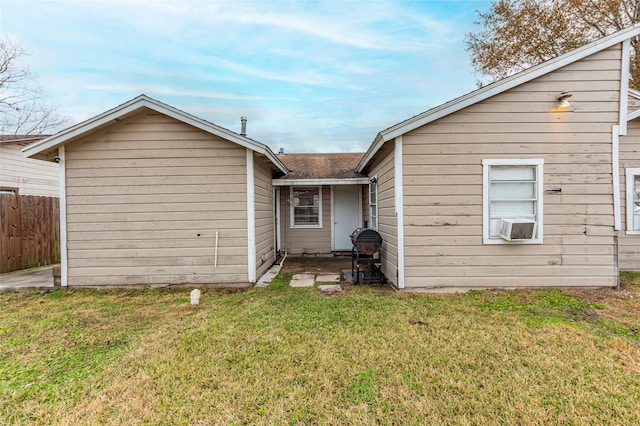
[203,56,338,87]
[85,84,263,101]
[83,0,447,52]
[206,6,403,51]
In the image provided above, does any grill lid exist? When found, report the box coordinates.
[350,228,383,255]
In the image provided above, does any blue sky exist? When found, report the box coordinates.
[1,0,492,152]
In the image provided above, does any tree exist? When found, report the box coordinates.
[0,37,67,135]
[466,0,640,88]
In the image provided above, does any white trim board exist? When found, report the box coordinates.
[330,186,335,250]
[273,178,369,186]
[368,175,378,230]
[613,126,622,231]
[394,137,405,289]
[619,38,631,135]
[58,146,68,287]
[246,149,256,283]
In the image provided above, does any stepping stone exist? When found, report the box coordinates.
[289,273,315,288]
[315,274,340,283]
[317,284,342,295]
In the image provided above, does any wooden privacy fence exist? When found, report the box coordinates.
[0,194,60,273]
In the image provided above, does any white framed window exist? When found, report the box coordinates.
[625,168,640,234]
[369,176,378,230]
[0,187,17,195]
[291,186,322,228]
[482,159,544,244]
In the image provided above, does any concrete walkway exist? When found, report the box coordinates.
[289,272,341,287]
[255,262,343,288]
[0,266,55,291]
[255,255,345,289]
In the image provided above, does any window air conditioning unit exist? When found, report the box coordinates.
[498,218,536,241]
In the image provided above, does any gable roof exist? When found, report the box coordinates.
[0,135,49,146]
[357,24,640,173]
[273,152,368,185]
[22,94,288,174]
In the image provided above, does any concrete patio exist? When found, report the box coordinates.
[0,266,56,291]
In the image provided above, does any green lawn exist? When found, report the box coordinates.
[1,273,639,425]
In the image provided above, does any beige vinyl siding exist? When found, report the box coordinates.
[64,110,249,287]
[365,143,398,287]
[401,45,621,289]
[279,186,332,254]
[618,119,640,269]
[254,154,275,278]
[0,143,59,196]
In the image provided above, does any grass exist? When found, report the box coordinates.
[1,277,639,424]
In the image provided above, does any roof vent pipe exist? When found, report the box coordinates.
[240,116,247,136]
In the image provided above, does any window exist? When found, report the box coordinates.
[483,159,544,244]
[369,177,378,230]
[0,187,17,195]
[625,168,640,234]
[291,187,321,228]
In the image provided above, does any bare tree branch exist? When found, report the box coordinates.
[0,37,68,135]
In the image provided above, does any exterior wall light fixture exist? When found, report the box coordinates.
[556,91,572,109]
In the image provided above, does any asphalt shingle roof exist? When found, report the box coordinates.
[277,152,366,180]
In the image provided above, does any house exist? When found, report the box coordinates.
[619,88,640,269]
[23,95,287,287]
[0,135,58,196]
[273,152,369,254]
[24,24,640,290]
[356,24,640,290]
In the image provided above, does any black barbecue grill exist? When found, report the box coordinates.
[350,228,384,284]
